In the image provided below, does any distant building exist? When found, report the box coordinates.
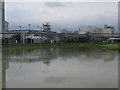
[78,26,95,34]
[60,29,72,33]
[101,25,115,34]
[78,25,115,34]
[43,22,51,31]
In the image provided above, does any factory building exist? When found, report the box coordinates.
[101,25,115,34]
[78,26,95,34]
[78,25,115,34]
[43,22,51,31]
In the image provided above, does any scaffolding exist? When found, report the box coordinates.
[43,22,51,31]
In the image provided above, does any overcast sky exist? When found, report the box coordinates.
[5,2,118,32]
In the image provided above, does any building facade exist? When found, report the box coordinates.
[78,25,115,34]
[101,25,115,34]
[78,26,95,34]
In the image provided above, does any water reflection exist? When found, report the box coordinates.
[3,47,118,88]
[3,47,117,66]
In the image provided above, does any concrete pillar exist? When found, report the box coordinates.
[0,0,5,31]
[0,48,2,89]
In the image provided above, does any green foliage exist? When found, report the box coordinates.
[3,43,120,52]
[102,43,120,52]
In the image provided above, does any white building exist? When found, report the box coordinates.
[78,25,115,34]
[101,25,115,34]
[78,26,95,34]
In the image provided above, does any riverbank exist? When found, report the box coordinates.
[102,43,120,52]
[2,43,120,52]
[3,43,101,49]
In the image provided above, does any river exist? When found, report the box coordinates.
[2,47,118,88]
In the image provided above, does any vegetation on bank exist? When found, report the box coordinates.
[2,43,120,52]
[2,43,100,49]
[102,43,120,52]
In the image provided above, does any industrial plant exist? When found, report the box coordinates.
[0,0,120,45]
[2,22,120,45]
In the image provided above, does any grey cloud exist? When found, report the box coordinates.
[44,2,64,7]
[6,2,118,32]
[41,11,49,14]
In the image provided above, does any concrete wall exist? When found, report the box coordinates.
[78,25,115,34]
[78,26,95,34]
[0,0,3,89]
[0,48,2,90]
[101,28,114,34]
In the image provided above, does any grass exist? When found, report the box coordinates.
[2,43,120,52]
[102,43,120,52]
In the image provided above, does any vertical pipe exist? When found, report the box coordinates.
[29,24,30,31]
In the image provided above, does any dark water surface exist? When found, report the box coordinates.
[3,47,118,88]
